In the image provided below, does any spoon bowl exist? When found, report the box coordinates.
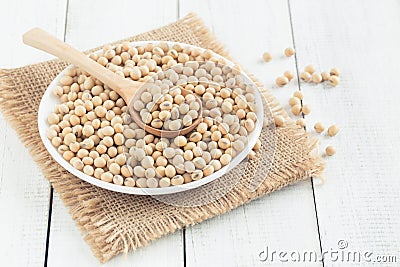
[129,87,203,138]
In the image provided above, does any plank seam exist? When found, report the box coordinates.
[177,0,180,19]
[287,0,301,90]
[176,2,187,266]
[287,1,325,266]
[183,228,187,267]
[177,3,186,266]
[43,187,54,267]
[44,1,70,266]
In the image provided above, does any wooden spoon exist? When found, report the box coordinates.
[22,28,202,138]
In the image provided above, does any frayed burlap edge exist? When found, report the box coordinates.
[0,13,324,263]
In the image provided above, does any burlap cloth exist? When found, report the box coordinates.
[0,13,324,263]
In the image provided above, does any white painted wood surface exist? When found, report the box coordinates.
[1,0,399,266]
[47,192,184,267]
[0,0,67,266]
[289,0,400,266]
[0,0,67,68]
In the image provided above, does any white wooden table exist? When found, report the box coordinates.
[1,0,399,266]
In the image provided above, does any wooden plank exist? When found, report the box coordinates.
[48,193,184,266]
[0,0,67,68]
[63,0,179,50]
[289,0,400,265]
[0,0,67,266]
[180,1,322,266]
[46,0,184,266]
[186,185,322,266]
[0,115,51,267]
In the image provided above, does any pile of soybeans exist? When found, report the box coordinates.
[46,42,261,188]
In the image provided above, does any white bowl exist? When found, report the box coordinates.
[38,41,264,195]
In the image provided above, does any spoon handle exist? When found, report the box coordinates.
[23,28,133,95]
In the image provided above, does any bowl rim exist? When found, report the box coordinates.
[38,40,264,195]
